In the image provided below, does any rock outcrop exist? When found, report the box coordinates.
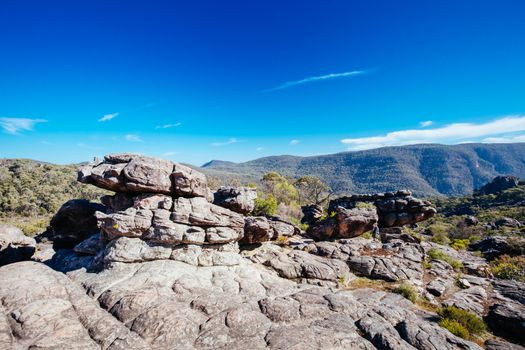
[213,186,257,214]
[328,191,436,227]
[307,207,378,241]
[476,175,520,195]
[1,154,520,349]
[78,154,210,198]
[0,225,36,266]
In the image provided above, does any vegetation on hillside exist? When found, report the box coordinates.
[201,143,525,197]
[0,159,108,234]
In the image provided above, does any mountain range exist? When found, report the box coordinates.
[200,143,525,197]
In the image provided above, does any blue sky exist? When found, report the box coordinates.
[1,0,524,165]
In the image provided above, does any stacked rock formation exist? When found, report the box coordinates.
[76,154,298,266]
[328,190,436,227]
[306,190,436,240]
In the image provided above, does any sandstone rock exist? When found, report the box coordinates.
[307,207,378,241]
[470,236,525,260]
[494,217,522,228]
[45,199,105,247]
[241,216,274,244]
[171,197,244,228]
[78,154,209,197]
[444,286,487,316]
[301,204,324,224]
[486,297,525,344]
[73,233,104,255]
[492,279,525,304]
[0,225,36,266]
[485,338,525,350]
[213,186,257,214]
[0,261,148,349]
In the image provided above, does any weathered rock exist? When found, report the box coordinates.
[0,225,36,266]
[78,154,210,198]
[241,216,274,244]
[0,261,148,349]
[301,204,324,224]
[486,297,525,344]
[444,286,487,316]
[213,186,257,214]
[327,191,436,228]
[73,233,104,255]
[171,197,244,228]
[44,199,105,247]
[485,338,525,350]
[307,207,378,241]
[494,217,522,228]
[470,236,525,260]
[492,279,525,304]
[476,176,520,195]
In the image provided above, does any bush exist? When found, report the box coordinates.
[438,306,486,339]
[427,248,463,270]
[450,239,469,251]
[490,255,525,281]
[355,201,375,209]
[393,282,418,303]
[439,319,469,339]
[428,223,452,245]
[253,195,278,216]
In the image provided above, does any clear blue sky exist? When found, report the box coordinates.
[1,0,524,165]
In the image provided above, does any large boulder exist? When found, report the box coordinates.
[307,207,378,241]
[79,154,210,198]
[213,186,257,214]
[469,236,525,260]
[44,199,106,247]
[0,225,36,266]
[476,176,520,195]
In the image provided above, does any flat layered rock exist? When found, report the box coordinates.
[79,154,210,198]
[213,186,257,214]
[0,261,148,350]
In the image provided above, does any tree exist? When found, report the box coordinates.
[260,172,298,205]
[294,176,331,205]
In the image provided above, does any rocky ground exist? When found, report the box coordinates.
[0,154,523,350]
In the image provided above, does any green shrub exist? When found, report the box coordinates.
[427,248,463,270]
[450,239,469,251]
[490,255,525,281]
[355,201,375,209]
[439,319,469,339]
[253,195,278,216]
[438,306,486,339]
[428,223,452,245]
[361,231,373,239]
[393,282,418,303]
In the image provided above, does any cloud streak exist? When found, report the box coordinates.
[289,139,300,145]
[155,122,181,129]
[341,115,525,150]
[0,118,47,135]
[211,138,239,147]
[266,70,367,91]
[98,113,118,122]
[125,134,144,142]
[420,120,433,127]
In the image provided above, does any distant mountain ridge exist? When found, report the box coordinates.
[200,143,525,197]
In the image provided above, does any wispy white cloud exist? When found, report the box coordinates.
[98,112,118,122]
[155,122,181,129]
[163,151,180,156]
[77,142,102,150]
[211,138,239,147]
[125,134,144,143]
[256,147,264,151]
[420,120,434,127]
[341,115,525,150]
[289,139,300,146]
[482,134,525,143]
[266,70,367,91]
[0,118,47,135]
